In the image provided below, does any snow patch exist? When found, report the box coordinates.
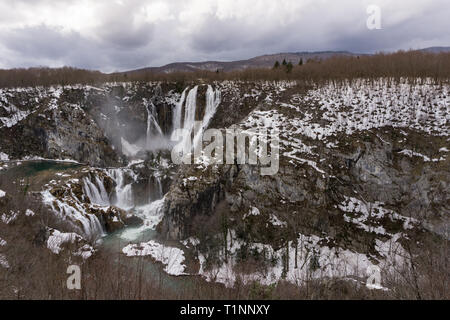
[122,240,186,276]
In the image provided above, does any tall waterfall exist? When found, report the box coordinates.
[204,85,221,127]
[193,85,221,148]
[183,86,199,134]
[172,85,221,155]
[145,99,163,148]
[172,88,188,132]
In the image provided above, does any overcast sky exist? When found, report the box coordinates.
[0,0,449,72]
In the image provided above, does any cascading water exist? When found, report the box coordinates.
[155,175,163,199]
[42,189,105,241]
[172,85,221,158]
[183,86,199,134]
[119,198,165,241]
[83,176,110,206]
[172,88,188,132]
[107,169,137,210]
[145,99,164,148]
[77,85,221,242]
[87,214,105,240]
[204,85,222,127]
[192,85,221,148]
[96,176,110,204]
[171,86,199,159]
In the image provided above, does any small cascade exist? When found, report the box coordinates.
[87,214,104,239]
[42,190,105,242]
[146,174,164,202]
[107,169,137,210]
[156,175,163,199]
[172,88,188,132]
[83,176,110,206]
[119,198,165,241]
[95,176,110,204]
[117,184,133,209]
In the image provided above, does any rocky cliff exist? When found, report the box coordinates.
[1,79,448,288]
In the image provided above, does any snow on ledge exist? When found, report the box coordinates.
[122,240,187,276]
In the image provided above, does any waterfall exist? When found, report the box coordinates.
[42,190,105,241]
[119,198,165,241]
[204,85,221,127]
[172,85,221,158]
[183,86,199,134]
[87,214,104,239]
[107,169,137,210]
[193,85,221,148]
[95,176,110,205]
[156,175,163,199]
[172,88,188,132]
[145,99,163,148]
[83,176,109,206]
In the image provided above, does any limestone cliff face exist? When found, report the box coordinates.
[0,82,181,166]
[160,79,449,266]
[161,164,236,240]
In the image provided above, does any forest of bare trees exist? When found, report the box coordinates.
[1,51,449,89]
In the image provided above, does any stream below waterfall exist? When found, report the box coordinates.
[0,160,197,292]
[0,84,226,295]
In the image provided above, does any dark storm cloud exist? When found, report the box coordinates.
[0,0,449,71]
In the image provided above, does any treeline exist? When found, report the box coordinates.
[0,67,106,88]
[1,50,449,88]
[111,50,450,83]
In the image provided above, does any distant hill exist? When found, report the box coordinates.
[119,47,450,75]
[418,46,450,53]
[124,51,364,74]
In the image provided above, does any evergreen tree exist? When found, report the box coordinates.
[286,61,293,73]
[282,59,287,66]
[298,58,303,66]
[273,61,280,69]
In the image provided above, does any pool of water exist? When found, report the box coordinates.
[5,160,81,177]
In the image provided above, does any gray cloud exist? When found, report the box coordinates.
[0,0,448,72]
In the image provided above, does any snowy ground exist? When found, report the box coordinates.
[190,229,407,289]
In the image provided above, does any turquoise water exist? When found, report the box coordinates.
[1,160,81,178]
